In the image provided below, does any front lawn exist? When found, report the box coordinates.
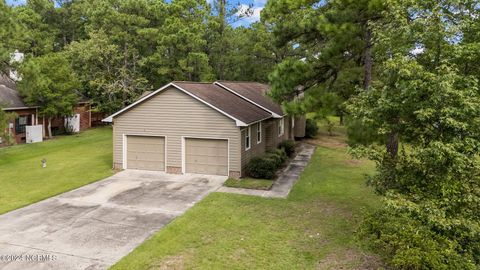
[224,177,273,190]
[0,127,113,214]
[111,125,382,269]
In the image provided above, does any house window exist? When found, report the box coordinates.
[15,116,28,134]
[257,122,262,144]
[292,117,295,128]
[278,118,285,136]
[245,126,251,150]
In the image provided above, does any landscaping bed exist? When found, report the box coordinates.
[224,140,304,191]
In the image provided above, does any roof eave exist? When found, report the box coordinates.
[2,106,38,111]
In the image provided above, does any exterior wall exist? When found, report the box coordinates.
[75,103,91,131]
[4,108,37,144]
[1,103,91,146]
[112,86,242,175]
[239,116,293,177]
[240,121,267,175]
[294,116,306,138]
[264,116,291,152]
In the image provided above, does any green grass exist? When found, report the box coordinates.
[0,127,114,214]
[224,178,273,190]
[111,130,382,269]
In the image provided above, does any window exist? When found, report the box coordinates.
[245,126,251,150]
[257,122,262,144]
[15,116,28,134]
[278,118,285,136]
[292,116,295,128]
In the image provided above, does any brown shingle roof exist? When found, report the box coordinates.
[215,81,284,117]
[173,82,271,125]
[0,75,28,109]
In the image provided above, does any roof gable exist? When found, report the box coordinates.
[214,81,285,118]
[103,82,273,126]
[173,82,272,125]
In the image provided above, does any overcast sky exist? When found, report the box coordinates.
[6,0,266,27]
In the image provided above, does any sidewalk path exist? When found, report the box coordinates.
[217,143,316,198]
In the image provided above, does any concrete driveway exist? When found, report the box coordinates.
[0,170,226,270]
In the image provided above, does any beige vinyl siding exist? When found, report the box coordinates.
[241,121,267,175]
[264,117,291,152]
[113,86,241,172]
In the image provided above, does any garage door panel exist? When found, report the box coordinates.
[127,136,165,171]
[185,138,228,176]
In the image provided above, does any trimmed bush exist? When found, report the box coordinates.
[305,118,318,138]
[265,148,287,168]
[279,140,295,157]
[246,156,277,179]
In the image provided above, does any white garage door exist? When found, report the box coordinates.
[126,136,165,171]
[185,138,228,176]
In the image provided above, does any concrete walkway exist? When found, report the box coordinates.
[217,143,316,198]
[0,170,226,270]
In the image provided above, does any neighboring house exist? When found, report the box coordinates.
[0,75,91,144]
[104,81,306,178]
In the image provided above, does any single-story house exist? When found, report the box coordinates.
[104,81,305,178]
[0,75,91,144]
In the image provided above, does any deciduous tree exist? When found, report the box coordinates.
[18,53,79,138]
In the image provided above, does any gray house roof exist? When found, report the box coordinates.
[215,81,285,118]
[0,75,29,109]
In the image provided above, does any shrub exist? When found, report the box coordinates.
[265,148,287,168]
[305,118,318,138]
[345,118,382,147]
[246,156,277,179]
[279,140,295,157]
[359,204,478,270]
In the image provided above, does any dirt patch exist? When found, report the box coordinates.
[150,252,193,270]
[316,249,383,270]
[345,159,363,167]
[305,136,348,149]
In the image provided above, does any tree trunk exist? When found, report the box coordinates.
[363,27,373,90]
[47,117,52,139]
[386,131,398,159]
[42,117,46,138]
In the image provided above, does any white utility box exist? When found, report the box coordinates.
[26,125,43,144]
[65,114,80,133]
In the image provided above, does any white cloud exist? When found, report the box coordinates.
[236,4,263,24]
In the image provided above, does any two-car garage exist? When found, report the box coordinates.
[125,135,228,176]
